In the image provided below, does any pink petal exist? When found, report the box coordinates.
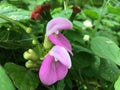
[56,62,68,80]
[39,54,68,85]
[50,45,72,68]
[46,17,72,36]
[49,33,73,55]
[39,55,57,85]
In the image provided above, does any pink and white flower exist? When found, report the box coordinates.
[46,17,73,54]
[39,45,71,85]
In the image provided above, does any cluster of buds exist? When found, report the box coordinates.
[30,4,52,20]
[69,6,81,21]
[23,49,40,69]
[72,6,81,14]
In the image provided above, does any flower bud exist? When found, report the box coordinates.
[83,20,93,28]
[30,4,52,21]
[43,35,53,49]
[69,6,81,22]
[26,28,32,33]
[72,6,81,14]
[34,5,43,13]
[23,49,39,61]
[32,39,38,45]
[34,13,41,20]
[83,35,90,41]
[25,60,38,68]
[30,11,36,19]
[42,4,51,12]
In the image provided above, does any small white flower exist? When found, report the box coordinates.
[83,20,93,28]
[83,35,90,41]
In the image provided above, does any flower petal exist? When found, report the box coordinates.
[46,17,72,36]
[50,45,72,68]
[56,62,68,80]
[39,55,57,85]
[39,54,68,85]
[48,33,73,54]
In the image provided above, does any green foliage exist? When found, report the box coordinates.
[99,59,120,82]
[0,4,32,49]
[52,8,72,19]
[114,75,120,90]
[0,0,120,90]
[0,29,33,49]
[108,4,120,15]
[0,3,30,23]
[72,52,95,69]
[83,9,99,19]
[0,65,15,90]
[4,62,39,90]
[56,80,65,90]
[91,36,120,65]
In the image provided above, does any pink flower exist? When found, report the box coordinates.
[39,45,71,85]
[46,17,73,54]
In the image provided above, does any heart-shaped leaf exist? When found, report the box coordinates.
[91,36,120,65]
[4,63,39,90]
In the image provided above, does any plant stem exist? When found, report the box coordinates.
[0,14,42,54]
[63,0,67,10]
[0,14,27,31]
[69,13,76,22]
[93,0,111,35]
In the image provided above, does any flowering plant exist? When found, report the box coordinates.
[0,0,120,90]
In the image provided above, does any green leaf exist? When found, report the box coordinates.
[73,44,92,54]
[99,59,120,82]
[4,63,39,90]
[82,56,101,77]
[90,36,120,66]
[52,8,72,19]
[0,65,15,90]
[56,80,65,90]
[65,75,72,89]
[102,19,120,27]
[114,75,120,90]
[66,31,84,44]
[108,4,120,15]
[72,52,95,69]
[73,20,83,29]
[0,28,33,49]
[27,0,45,10]
[83,9,99,19]
[0,4,30,23]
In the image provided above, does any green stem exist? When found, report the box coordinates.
[31,34,42,53]
[64,0,69,8]
[45,11,52,21]
[69,12,77,22]
[63,0,67,10]
[93,0,111,35]
[108,82,114,90]
[0,14,27,31]
[0,14,42,53]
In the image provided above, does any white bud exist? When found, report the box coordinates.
[83,20,93,28]
[83,35,90,41]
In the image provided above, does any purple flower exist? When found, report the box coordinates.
[46,17,73,54]
[39,45,71,85]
